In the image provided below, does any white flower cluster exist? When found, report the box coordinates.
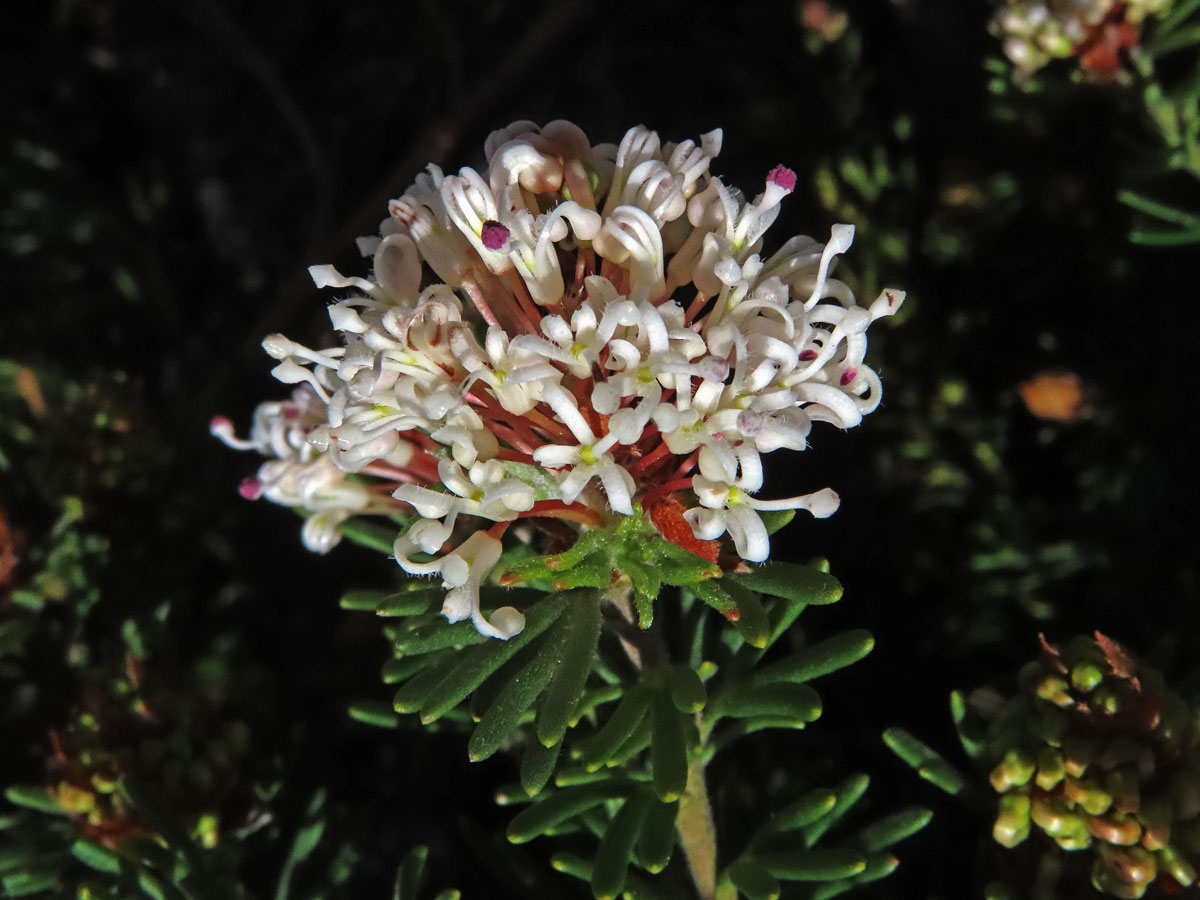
[215,121,905,639]
[991,0,1165,76]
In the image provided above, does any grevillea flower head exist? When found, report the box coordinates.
[215,121,905,639]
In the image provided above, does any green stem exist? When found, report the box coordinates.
[678,754,718,900]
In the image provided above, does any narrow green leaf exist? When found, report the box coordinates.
[1117,189,1200,226]
[536,593,603,747]
[591,790,654,900]
[752,630,874,687]
[348,700,401,729]
[578,685,653,770]
[339,589,389,611]
[689,580,738,619]
[520,738,562,797]
[3,785,64,816]
[650,690,688,802]
[551,852,592,880]
[881,728,965,795]
[377,590,443,617]
[727,582,771,648]
[383,654,447,685]
[393,846,428,900]
[731,562,842,606]
[635,799,677,873]
[500,460,562,501]
[138,868,185,900]
[758,509,796,536]
[507,784,633,844]
[432,891,461,900]
[71,839,123,874]
[755,849,867,881]
[275,810,326,900]
[949,690,984,759]
[1153,0,1200,36]
[2,870,61,896]
[394,619,489,656]
[394,657,460,714]
[469,648,560,762]
[419,594,570,723]
[339,518,399,555]
[665,666,706,713]
[855,806,933,851]
[605,715,654,769]
[803,774,870,848]
[763,789,838,835]
[1129,226,1200,246]
[810,852,899,900]
[712,683,821,724]
[727,858,781,900]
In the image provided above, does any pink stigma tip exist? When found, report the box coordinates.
[238,477,263,500]
[210,416,232,433]
[767,165,797,193]
[798,349,818,362]
[480,220,510,251]
[840,367,858,386]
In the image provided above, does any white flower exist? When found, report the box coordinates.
[216,120,906,638]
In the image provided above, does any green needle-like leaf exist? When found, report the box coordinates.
[711,683,822,723]
[507,784,634,844]
[393,846,428,900]
[394,619,489,656]
[416,594,569,722]
[376,589,443,617]
[726,582,771,648]
[348,700,401,729]
[855,806,933,851]
[606,714,654,768]
[339,589,389,611]
[2,870,62,896]
[70,839,123,873]
[727,858,782,900]
[811,852,899,900]
[755,849,867,882]
[338,518,400,555]
[520,737,562,796]
[650,689,688,802]
[665,665,707,713]
[758,509,796,536]
[591,790,654,900]
[730,562,842,606]
[752,630,874,686]
[689,580,738,620]
[536,593,603,747]
[881,728,966,795]
[383,653,448,685]
[635,798,678,873]
[3,785,66,816]
[578,684,653,770]
[762,789,838,836]
[802,774,870,848]
[469,645,561,762]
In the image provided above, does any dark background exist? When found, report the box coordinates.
[4,0,1200,897]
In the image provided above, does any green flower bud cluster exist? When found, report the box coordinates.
[50,658,250,849]
[980,633,1200,898]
